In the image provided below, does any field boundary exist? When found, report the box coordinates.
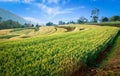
[71,30,120,76]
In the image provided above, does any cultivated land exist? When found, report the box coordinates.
[92,35,120,76]
[0,26,67,40]
[0,25,120,76]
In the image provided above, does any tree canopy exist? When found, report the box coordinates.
[0,18,21,29]
[46,22,54,26]
[101,17,109,22]
[77,17,88,24]
[110,16,120,21]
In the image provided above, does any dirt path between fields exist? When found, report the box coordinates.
[72,34,120,76]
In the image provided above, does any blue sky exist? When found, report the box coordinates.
[0,0,120,24]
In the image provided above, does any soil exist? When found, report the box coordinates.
[55,26,76,32]
[72,35,120,76]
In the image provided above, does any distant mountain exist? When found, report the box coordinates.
[0,8,27,24]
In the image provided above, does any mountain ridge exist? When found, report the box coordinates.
[0,8,27,24]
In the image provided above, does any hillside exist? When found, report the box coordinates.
[0,25,119,76]
[0,26,68,40]
[0,8,26,24]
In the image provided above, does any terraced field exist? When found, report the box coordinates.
[0,26,67,40]
[0,25,119,76]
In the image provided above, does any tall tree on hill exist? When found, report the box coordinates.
[91,8,100,23]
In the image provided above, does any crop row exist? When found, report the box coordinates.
[0,26,119,76]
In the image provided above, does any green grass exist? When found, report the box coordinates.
[88,21,120,27]
[10,28,25,32]
[0,35,19,39]
[0,25,119,76]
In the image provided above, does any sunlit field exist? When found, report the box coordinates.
[0,25,119,76]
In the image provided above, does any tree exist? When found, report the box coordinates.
[101,17,109,22]
[110,16,120,21]
[34,24,40,31]
[91,8,100,23]
[36,24,39,27]
[32,24,34,27]
[46,22,54,26]
[59,21,65,25]
[67,21,76,24]
[24,23,31,27]
[0,17,2,23]
[0,19,21,29]
[77,16,88,24]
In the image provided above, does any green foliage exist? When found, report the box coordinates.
[91,8,100,23]
[67,21,76,24]
[24,23,32,27]
[10,28,25,32]
[110,16,120,21]
[101,17,109,22]
[0,16,2,22]
[0,19,21,29]
[46,22,54,26]
[59,21,65,25]
[32,24,34,27]
[87,21,120,27]
[0,26,119,76]
[0,8,26,24]
[34,27,39,31]
[77,17,88,24]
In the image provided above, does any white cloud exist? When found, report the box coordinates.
[36,3,73,17]
[0,0,34,3]
[0,0,19,2]
[42,0,69,4]
[42,0,46,3]
[47,0,60,4]
[60,0,70,4]
[35,0,79,18]
[23,17,42,24]
[22,0,34,3]
[37,3,59,15]
[42,0,59,4]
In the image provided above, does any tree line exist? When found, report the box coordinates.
[0,17,21,29]
[46,8,120,26]
[0,17,41,29]
[101,16,120,22]
[46,15,120,26]
[0,8,120,29]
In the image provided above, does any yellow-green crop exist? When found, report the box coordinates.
[0,25,119,76]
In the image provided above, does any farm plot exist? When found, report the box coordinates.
[0,26,67,40]
[0,25,119,76]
